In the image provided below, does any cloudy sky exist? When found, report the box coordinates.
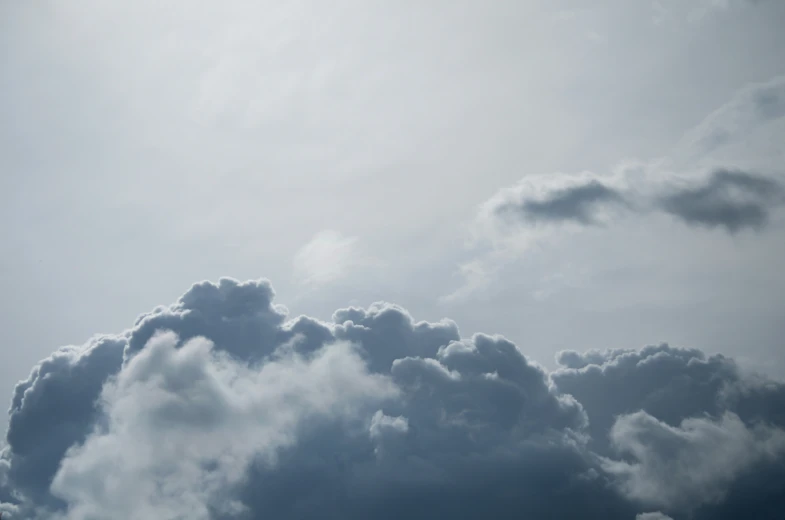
[2,1,785,519]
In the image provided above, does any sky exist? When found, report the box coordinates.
[2,1,785,519]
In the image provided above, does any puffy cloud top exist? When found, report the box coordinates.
[3,277,785,519]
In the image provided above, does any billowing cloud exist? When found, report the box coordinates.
[50,332,395,520]
[552,343,785,451]
[3,277,785,519]
[601,411,785,512]
[5,336,126,505]
[553,343,785,519]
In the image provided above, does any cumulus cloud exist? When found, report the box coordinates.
[553,343,785,519]
[552,343,785,450]
[602,411,785,512]
[3,277,785,519]
[50,332,395,520]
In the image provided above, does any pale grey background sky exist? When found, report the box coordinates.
[2,0,785,437]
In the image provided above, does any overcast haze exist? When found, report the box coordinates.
[2,1,785,519]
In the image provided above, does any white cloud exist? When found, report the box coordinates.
[292,230,370,287]
[49,331,397,520]
[601,411,785,511]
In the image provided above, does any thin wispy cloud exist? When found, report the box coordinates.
[679,75,785,159]
[293,230,368,287]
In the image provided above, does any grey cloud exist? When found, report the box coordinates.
[2,277,785,519]
[552,343,785,453]
[50,331,396,520]
[495,180,629,226]
[5,336,125,506]
[333,302,460,373]
[656,169,785,233]
[602,411,785,512]
[553,344,740,450]
[553,343,785,518]
[486,168,784,237]
[636,513,674,520]
[126,278,292,361]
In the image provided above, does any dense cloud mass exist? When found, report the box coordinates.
[3,278,785,519]
[483,167,785,236]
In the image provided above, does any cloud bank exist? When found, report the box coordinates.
[3,277,785,519]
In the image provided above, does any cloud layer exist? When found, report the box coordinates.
[3,278,785,519]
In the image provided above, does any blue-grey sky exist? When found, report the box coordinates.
[2,2,785,519]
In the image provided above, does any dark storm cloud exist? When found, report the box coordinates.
[656,169,785,233]
[333,302,460,372]
[3,278,785,520]
[553,344,785,517]
[494,180,630,226]
[552,343,785,457]
[5,336,125,506]
[552,344,741,449]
